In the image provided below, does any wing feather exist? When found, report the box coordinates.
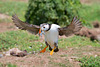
[12,15,40,34]
[59,17,82,36]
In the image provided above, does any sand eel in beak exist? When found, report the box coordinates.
[39,28,41,35]
[39,28,43,36]
[12,15,82,55]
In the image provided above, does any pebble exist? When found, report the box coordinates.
[0,54,3,58]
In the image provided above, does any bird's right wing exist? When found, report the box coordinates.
[12,15,40,34]
[58,17,82,37]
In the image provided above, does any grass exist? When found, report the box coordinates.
[0,1,27,21]
[0,30,100,52]
[0,0,100,27]
[0,0,100,67]
[59,36,100,48]
[0,0,99,53]
[78,3,100,28]
[0,18,11,23]
[78,56,100,67]
[0,30,44,52]
[0,63,16,67]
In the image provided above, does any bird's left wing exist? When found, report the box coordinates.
[12,15,40,34]
[58,17,82,37]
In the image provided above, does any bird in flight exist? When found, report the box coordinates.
[12,15,82,55]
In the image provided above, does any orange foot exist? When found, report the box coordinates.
[50,47,56,55]
[40,49,46,53]
[40,46,48,53]
[50,50,54,55]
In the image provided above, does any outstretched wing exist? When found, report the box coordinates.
[58,17,82,37]
[12,15,40,34]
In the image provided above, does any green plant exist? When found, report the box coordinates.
[25,0,81,25]
[78,56,100,67]
[59,36,100,48]
[78,3,100,28]
[0,1,27,21]
[0,63,16,67]
[0,30,44,52]
[0,31,100,52]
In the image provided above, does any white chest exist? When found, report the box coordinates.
[44,24,60,47]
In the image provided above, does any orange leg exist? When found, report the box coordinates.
[50,46,56,55]
[40,46,48,53]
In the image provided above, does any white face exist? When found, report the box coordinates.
[40,24,49,31]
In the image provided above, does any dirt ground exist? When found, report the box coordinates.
[80,0,100,4]
[0,22,17,33]
[0,46,100,67]
[0,13,17,32]
[0,0,100,67]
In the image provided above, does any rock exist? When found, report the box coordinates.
[75,26,100,41]
[29,46,32,49]
[32,51,35,54]
[92,21,100,28]
[5,48,27,57]
[0,54,3,58]
[70,56,79,59]
[94,55,97,57]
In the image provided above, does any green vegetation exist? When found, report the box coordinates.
[0,18,11,23]
[79,56,100,67]
[0,0,100,67]
[0,30,44,52]
[25,0,81,25]
[0,0,100,28]
[59,36,100,48]
[0,31,100,52]
[78,3,100,28]
[0,1,27,21]
[0,63,16,67]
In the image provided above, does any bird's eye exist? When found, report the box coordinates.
[43,27,45,28]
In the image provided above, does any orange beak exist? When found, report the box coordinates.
[39,28,41,35]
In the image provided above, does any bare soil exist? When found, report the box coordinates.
[0,14,10,19]
[0,13,17,33]
[0,22,17,33]
[0,14,100,67]
[0,0,100,67]
[0,46,100,67]
[80,0,100,4]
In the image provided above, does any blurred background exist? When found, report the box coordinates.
[0,0,100,67]
[0,0,100,28]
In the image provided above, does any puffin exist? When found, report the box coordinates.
[12,15,82,55]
